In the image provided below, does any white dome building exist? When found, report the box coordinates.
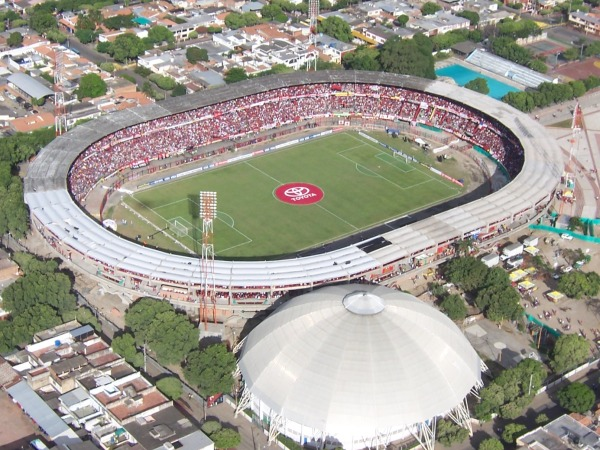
[236,284,485,450]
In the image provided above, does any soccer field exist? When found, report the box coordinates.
[123,131,464,258]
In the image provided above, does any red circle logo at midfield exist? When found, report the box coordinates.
[275,183,324,205]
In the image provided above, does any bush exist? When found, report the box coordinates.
[148,73,177,90]
[99,62,115,73]
[134,65,152,77]
[201,420,222,436]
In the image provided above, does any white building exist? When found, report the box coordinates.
[237,284,485,450]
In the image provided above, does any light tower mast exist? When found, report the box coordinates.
[308,0,319,71]
[569,102,583,163]
[199,191,217,328]
[54,48,67,136]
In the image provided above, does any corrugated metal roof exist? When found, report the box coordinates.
[7,72,54,98]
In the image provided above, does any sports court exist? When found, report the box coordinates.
[524,39,565,57]
[119,131,465,258]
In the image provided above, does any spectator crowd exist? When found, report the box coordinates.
[68,83,525,202]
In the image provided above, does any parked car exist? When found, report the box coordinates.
[561,265,573,274]
[560,233,573,240]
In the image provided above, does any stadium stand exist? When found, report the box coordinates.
[465,49,556,88]
[24,71,563,313]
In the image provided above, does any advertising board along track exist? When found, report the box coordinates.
[24,71,563,312]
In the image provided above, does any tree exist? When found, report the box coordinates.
[77,73,107,100]
[46,29,67,44]
[29,11,57,34]
[568,216,583,232]
[444,256,488,292]
[476,284,523,322]
[224,67,248,84]
[7,32,23,47]
[557,382,595,413]
[156,377,183,400]
[111,33,146,63]
[148,25,174,45]
[456,10,479,25]
[318,16,353,42]
[421,1,442,15]
[201,421,222,436]
[440,293,467,321]
[184,344,237,396]
[436,419,469,446]
[171,84,187,97]
[535,413,549,425]
[96,41,113,54]
[558,271,600,299]
[149,73,177,90]
[396,14,409,26]
[261,3,284,20]
[342,45,381,71]
[145,309,199,365]
[103,14,135,30]
[186,46,209,64]
[502,423,526,444]
[211,428,241,449]
[465,78,489,95]
[479,438,503,450]
[528,59,547,74]
[379,34,435,79]
[74,307,101,332]
[550,334,589,374]
[75,29,98,44]
[111,333,144,368]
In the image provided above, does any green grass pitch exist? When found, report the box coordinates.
[124,131,463,258]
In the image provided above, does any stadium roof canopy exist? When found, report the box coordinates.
[7,72,54,98]
[237,284,483,447]
[466,49,556,88]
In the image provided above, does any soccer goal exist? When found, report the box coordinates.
[168,219,189,238]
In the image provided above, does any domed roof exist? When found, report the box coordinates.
[238,284,481,436]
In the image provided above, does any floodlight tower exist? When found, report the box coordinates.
[308,0,319,71]
[569,102,583,163]
[54,48,67,136]
[199,191,217,328]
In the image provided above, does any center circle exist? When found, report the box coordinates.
[275,182,324,205]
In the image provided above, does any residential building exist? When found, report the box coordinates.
[569,10,600,36]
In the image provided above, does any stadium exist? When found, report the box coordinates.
[236,284,485,450]
[24,71,563,318]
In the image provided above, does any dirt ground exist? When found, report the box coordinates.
[553,57,600,81]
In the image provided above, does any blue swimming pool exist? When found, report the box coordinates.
[435,64,521,100]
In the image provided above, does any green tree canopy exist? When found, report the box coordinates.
[125,298,198,365]
[456,10,479,25]
[440,293,467,321]
[396,14,409,26]
[156,376,183,400]
[318,16,353,42]
[111,33,146,62]
[29,11,58,34]
[201,420,222,436]
[224,67,248,84]
[557,382,595,413]
[421,1,442,15]
[184,344,237,396]
[502,423,526,444]
[558,271,600,299]
[550,334,590,374]
[103,14,135,30]
[342,45,381,71]
[7,32,23,47]
[186,46,209,64]
[111,332,144,368]
[148,25,174,45]
[465,77,490,95]
[76,73,107,100]
[379,34,435,79]
[211,428,241,449]
[444,256,488,292]
[436,418,469,446]
[479,438,504,450]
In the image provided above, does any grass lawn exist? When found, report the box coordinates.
[118,131,464,258]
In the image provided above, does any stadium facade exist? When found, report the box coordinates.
[24,71,564,315]
[236,284,485,450]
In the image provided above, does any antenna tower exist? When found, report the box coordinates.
[199,191,217,328]
[308,0,319,71]
[54,48,67,136]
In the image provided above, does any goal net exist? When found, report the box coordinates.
[169,219,189,238]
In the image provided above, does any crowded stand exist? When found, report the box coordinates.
[68,83,525,203]
[25,71,563,315]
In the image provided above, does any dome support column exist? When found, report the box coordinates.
[268,413,284,443]
[234,386,252,417]
[412,417,436,450]
[446,398,473,436]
